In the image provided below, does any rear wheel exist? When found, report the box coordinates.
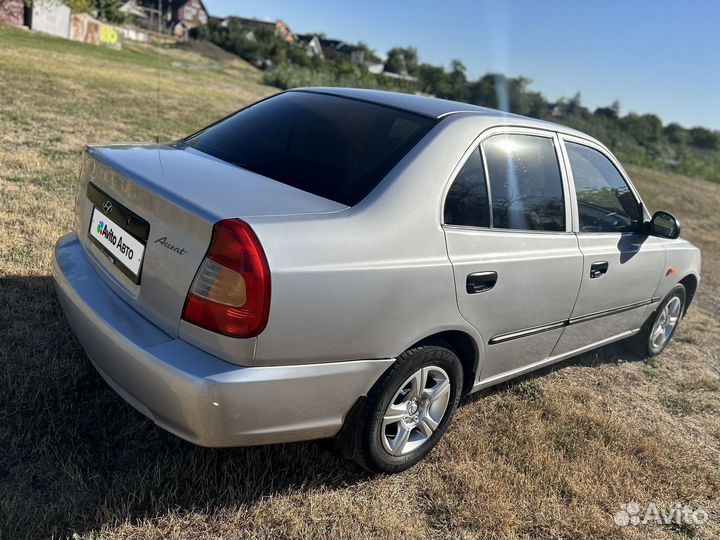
[351,343,462,473]
[631,284,686,357]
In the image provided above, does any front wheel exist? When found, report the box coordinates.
[631,284,686,357]
[352,343,463,473]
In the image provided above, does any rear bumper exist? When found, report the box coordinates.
[53,233,393,447]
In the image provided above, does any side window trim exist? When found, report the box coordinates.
[553,131,574,233]
[478,142,494,227]
[442,126,573,234]
[559,134,646,234]
[556,134,579,232]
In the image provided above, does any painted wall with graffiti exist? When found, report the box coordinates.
[0,0,25,27]
[70,13,121,47]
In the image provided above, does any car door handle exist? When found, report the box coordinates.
[590,261,609,278]
[466,271,498,294]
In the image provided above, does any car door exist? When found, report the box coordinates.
[443,128,583,384]
[550,136,666,356]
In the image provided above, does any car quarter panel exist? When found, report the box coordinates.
[54,232,394,446]
[247,115,492,368]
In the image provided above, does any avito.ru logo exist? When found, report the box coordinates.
[614,501,709,528]
[97,221,117,246]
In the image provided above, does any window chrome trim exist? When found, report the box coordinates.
[556,132,579,232]
[478,139,494,227]
[442,224,576,236]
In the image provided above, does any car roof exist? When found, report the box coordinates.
[294,87,589,139]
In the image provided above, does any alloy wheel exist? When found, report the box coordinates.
[380,366,451,456]
[650,296,682,350]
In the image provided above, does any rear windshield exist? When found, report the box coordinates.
[184,91,437,206]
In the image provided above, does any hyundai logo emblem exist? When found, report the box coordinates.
[102,200,113,214]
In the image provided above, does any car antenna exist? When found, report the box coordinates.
[155,0,162,146]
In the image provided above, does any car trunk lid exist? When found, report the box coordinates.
[74,144,347,345]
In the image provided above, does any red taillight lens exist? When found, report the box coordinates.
[182,219,271,338]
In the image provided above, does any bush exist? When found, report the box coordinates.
[263,64,414,93]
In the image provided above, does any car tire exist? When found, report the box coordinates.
[630,284,686,357]
[351,342,463,473]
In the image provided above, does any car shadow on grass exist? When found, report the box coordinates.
[462,337,647,407]
[0,276,371,540]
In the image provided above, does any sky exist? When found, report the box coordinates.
[204,0,720,130]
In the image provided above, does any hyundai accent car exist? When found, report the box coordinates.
[53,88,701,473]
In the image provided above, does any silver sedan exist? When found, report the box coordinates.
[53,88,701,472]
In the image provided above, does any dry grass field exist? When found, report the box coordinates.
[1,24,719,539]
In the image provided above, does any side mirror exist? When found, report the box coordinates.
[649,211,681,239]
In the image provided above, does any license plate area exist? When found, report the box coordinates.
[87,183,150,284]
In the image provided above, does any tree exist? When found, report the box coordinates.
[447,59,468,101]
[384,46,419,75]
[664,123,689,145]
[689,127,719,150]
[384,47,407,74]
[65,0,93,12]
[94,0,127,23]
[472,74,539,115]
[621,113,663,144]
[567,91,582,115]
[417,63,450,96]
[523,90,547,118]
[594,100,620,120]
[400,47,419,76]
[594,105,619,120]
[507,76,534,115]
[353,41,381,64]
[468,74,497,107]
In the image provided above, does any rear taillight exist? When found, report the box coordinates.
[182,219,271,338]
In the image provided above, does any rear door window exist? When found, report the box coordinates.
[184,91,437,206]
[482,134,566,231]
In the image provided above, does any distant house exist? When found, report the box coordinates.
[224,16,296,43]
[367,62,385,75]
[320,38,364,64]
[133,0,209,37]
[547,103,563,117]
[118,0,148,20]
[296,33,323,57]
[168,0,208,32]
